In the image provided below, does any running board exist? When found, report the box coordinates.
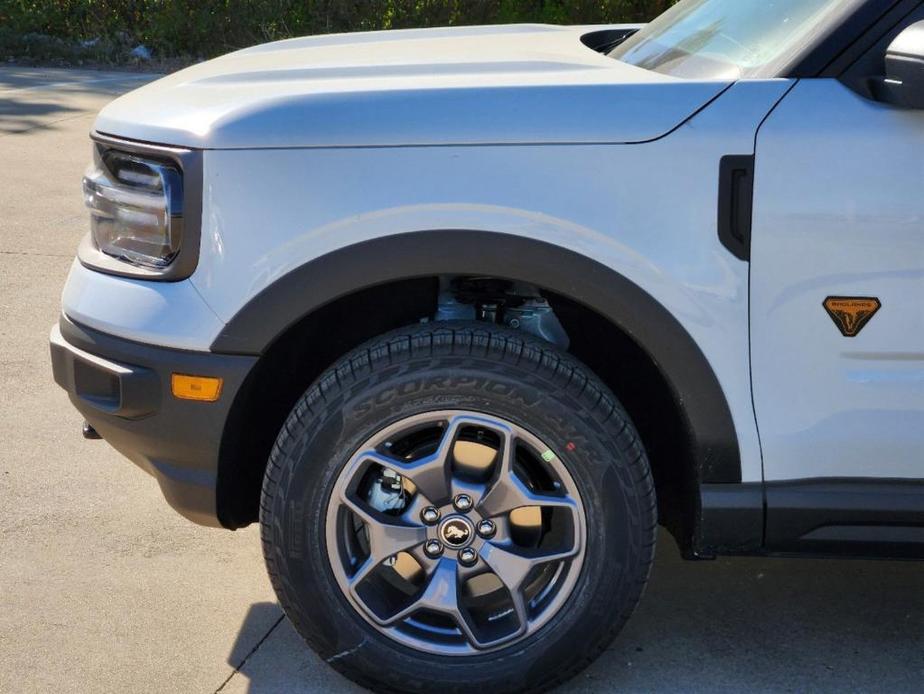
[697,478,924,560]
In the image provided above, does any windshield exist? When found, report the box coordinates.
[609,0,854,79]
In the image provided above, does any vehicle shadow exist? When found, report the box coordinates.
[227,536,924,692]
[0,67,157,135]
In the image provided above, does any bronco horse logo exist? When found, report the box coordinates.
[441,521,471,545]
[823,296,881,337]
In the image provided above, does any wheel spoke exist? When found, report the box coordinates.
[476,429,576,517]
[481,542,579,589]
[434,413,510,496]
[359,414,522,505]
[478,466,577,518]
[381,559,486,648]
[354,449,451,506]
[479,542,579,633]
[341,494,428,587]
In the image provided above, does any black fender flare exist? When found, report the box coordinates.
[211,230,741,484]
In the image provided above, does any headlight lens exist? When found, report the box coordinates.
[82,149,184,269]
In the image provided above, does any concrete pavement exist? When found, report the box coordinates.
[0,67,921,693]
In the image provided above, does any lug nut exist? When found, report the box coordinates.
[458,547,478,566]
[424,540,443,558]
[477,519,496,538]
[453,494,473,512]
[420,506,441,525]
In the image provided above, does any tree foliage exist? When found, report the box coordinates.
[0,1,677,60]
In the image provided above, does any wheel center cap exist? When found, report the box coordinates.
[438,516,474,548]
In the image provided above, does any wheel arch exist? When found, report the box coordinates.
[212,230,742,549]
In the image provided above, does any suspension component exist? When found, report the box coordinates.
[433,277,569,349]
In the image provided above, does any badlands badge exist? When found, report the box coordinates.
[823,296,881,337]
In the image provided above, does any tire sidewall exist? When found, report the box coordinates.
[264,341,652,692]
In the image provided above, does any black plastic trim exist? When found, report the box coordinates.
[50,316,257,526]
[211,230,742,486]
[51,324,161,418]
[765,478,924,559]
[580,26,642,54]
[698,482,765,555]
[781,0,903,77]
[717,155,754,262]
[839,3,924,102]
[832,1,924,73]
[697,478,924,560]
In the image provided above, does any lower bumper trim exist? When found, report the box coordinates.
[50,316,257,527]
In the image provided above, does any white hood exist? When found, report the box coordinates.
[95,24,731,149]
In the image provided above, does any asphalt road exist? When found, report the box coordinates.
[1,67,922,694]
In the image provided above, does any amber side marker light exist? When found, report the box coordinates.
[171,374,223,402]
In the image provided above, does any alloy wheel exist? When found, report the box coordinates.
[325,410,587,656]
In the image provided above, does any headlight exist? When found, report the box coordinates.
[82,148,184,269]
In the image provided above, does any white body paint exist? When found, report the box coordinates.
[751,80,924,480]
[61,24,923,485]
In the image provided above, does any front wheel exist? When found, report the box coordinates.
[260,323,656,693]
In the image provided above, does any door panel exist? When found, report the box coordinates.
[751,79,924,481]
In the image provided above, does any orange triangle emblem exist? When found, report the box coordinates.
[823,296,881,337]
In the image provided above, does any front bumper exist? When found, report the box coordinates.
[50,316,257,527]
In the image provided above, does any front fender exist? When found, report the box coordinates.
[210,229,741,486]
[194,81,791,491]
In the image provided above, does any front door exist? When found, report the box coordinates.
[750,78,924,486]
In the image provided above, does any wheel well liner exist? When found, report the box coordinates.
[212,230,741,526]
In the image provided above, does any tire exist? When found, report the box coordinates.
[260,322,656,693]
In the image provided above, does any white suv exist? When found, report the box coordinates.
[50,1,924,691]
